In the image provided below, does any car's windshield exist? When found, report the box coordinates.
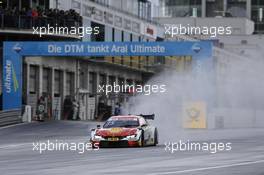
[103,119,139,128]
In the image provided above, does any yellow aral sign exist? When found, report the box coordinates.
[183,101,207,129]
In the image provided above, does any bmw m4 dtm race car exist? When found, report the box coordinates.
[90,114,158,148]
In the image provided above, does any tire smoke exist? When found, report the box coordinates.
[123,47,264,142]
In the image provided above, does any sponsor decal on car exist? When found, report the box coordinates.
[110,128,123,133]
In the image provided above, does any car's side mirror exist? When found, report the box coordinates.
[97,125,101,129]
[141,124,147,127]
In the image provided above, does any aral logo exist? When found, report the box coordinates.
[4,60,19,93]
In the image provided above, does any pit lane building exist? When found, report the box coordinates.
[0,0,165,125]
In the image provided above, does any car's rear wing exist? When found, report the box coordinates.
[139,114,155,120]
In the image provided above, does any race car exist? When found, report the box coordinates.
[90,114,158,147]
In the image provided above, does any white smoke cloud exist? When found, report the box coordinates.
[123,47,264,142]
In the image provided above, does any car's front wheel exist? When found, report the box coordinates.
[154,128,158,146]
[139,131,144,147]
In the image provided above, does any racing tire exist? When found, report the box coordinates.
[139,130,145,147]
[154,128,158,146]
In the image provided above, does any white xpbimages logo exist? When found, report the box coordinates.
[98,82,167,96]
[32,140,99,154]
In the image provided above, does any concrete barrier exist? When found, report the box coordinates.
[0,109,22,127]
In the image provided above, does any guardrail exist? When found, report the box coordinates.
[0,109,22,127]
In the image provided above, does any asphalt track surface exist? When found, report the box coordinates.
[0,121,264,175]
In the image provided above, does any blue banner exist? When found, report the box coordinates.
[2,41,212,110]
[5,41,212,57]
[3,43,22,110]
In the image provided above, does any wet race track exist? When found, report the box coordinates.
[0,121,264,175]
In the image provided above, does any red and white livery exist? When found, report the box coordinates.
[90,115,158,147]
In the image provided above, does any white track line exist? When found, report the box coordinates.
[0,122,27,130]
[0,143,30,149]
[152,159,264,175]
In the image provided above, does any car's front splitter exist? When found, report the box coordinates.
[91,140,140,148]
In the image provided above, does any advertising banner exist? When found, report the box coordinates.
[183,101,207,129]
[5,41,212,57]
[2,53,22,110]
[2,41,212,111]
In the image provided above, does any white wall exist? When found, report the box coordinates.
[211,108,264,129]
